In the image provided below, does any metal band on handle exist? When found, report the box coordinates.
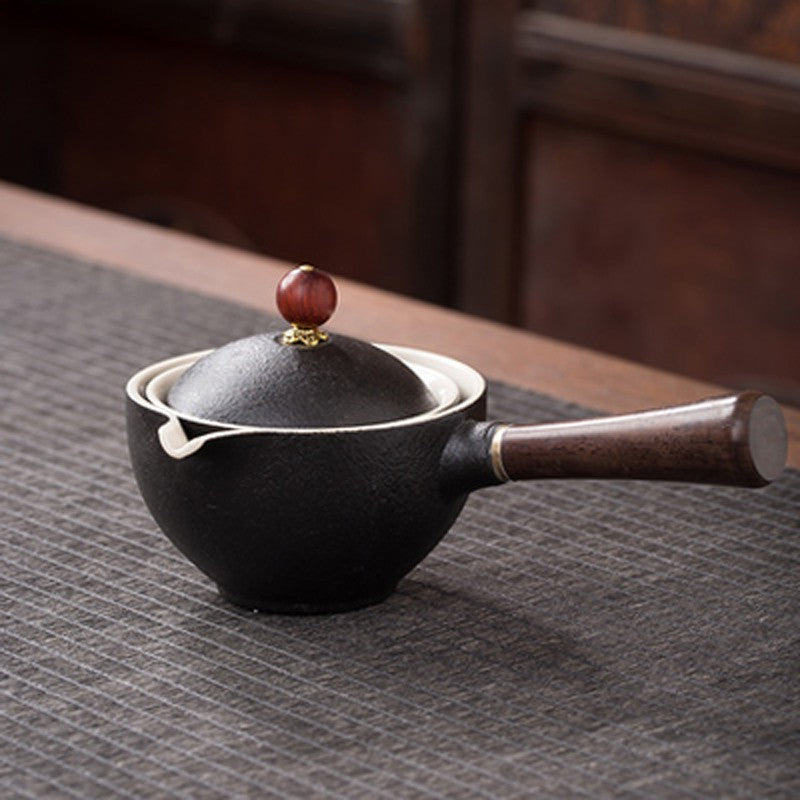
[490,424,511,483]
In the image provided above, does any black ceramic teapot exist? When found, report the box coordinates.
[126,266,787,613]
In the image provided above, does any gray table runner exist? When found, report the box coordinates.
[2,237,798,798]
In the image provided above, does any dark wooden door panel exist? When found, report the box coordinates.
[58,31,412,291]
[531,0,800,65]
[0,1,458,304]
[520,120,800,393]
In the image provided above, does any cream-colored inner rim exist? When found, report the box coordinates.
[127,344,486,435]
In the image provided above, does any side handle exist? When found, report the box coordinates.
[493,393,787,487]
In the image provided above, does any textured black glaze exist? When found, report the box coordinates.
[439,420,504,493]
[126,390,488,613]
[167,332,437,427]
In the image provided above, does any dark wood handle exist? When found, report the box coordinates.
[497,392,787,487]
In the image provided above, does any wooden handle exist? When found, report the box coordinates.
[495,392,787,487]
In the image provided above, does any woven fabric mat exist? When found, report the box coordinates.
[1,237,798,799]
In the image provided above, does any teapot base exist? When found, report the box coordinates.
[217,585,397,615]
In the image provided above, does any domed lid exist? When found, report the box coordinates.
[166,265,439,427]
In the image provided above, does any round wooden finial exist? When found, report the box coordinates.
[276,265,337,345]
[276,264,337,328]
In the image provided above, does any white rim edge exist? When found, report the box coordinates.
[126,344,486,435]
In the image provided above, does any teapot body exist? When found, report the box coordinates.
[126,362,487,613]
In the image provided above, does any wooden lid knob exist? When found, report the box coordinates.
[276,265,337,330]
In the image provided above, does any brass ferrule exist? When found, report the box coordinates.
[490,425,510,483]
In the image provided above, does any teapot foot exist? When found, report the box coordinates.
[217,585,397,615]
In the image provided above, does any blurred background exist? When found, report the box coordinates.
[2,0,799,404]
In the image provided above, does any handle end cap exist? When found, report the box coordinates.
[748,395,787,484]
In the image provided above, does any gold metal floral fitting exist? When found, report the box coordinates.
[281,324,330,347]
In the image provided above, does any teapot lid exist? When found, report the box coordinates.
[166,265,438,427]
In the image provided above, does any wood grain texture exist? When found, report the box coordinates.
[519,120,800,396]
[456,2,800,362]
[0,2,458,305]
[457,0,520,320]
[517,10,800,172]
[57,30,413,292]
[499,392,787,486]
[531,0,800,65]
[1,181,798,467]
[276,265,337,328]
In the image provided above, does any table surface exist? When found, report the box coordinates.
[3,181,798,799]
[1,181,797,468]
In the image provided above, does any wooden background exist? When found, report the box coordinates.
[2,0,799,402]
